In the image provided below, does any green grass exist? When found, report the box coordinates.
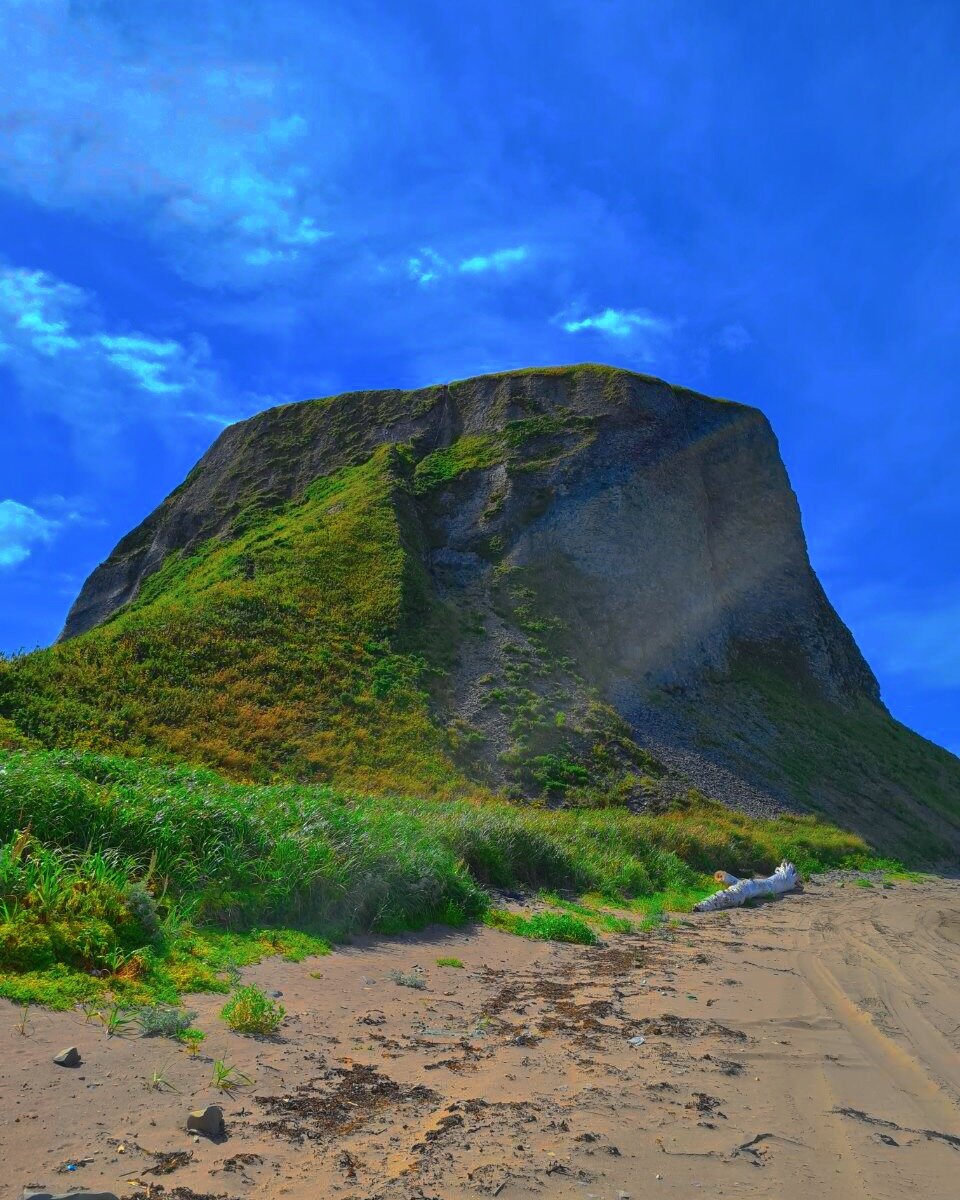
[538,891,636,934]
[134,1004,198,1039]
[729,663,960,859]
[0,448,477,798]
[436,956,464,968]
[412,435,502,493]
[0,746,871,1005]
[220,984,285,1035]
[486,908,598,945]
[627,884,719,929]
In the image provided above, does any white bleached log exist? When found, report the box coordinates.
[694,860,799,912]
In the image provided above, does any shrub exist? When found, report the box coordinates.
[126,885,161,939]
[436,956,464,968]
[220,984,285,1035]
[389,969,426,989]
[135,1005,198,1039]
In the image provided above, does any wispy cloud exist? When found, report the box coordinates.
[459,246,528,274]
[96,335,188,396]
[0,263,246,436]
[0,3,330,284]
[0,499,58,568]
[555,305,673,363]
[562,307,671,339]
[0,269,84,356]
[407,248,447,286]
[406,244,529,285]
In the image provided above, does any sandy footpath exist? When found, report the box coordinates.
[2,875,959,1200]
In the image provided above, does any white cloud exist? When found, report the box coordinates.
[0,269,84,356]
[0,263,243,435]
[557,305,673,362]
[0,2,330,284]
[717,322,752,352]
[458,246,528,274]
[406,244,529,285]
[562,307,671,339]
[96,335,187,395]
[407,248,447,286]
[0,499,58,568]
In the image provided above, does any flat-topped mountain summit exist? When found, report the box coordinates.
[4,365,958,856]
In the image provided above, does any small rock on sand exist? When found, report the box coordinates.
[52,1047,81,1068]
[187,1104,225,1138]
[24,1191,120,1200]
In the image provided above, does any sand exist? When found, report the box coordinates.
[3,875,959,1199]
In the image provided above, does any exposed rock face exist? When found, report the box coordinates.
[62,366,876,705]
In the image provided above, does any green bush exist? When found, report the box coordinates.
[0,917,55,970]
[220,984,286,1035]
[135,1004,198,1038]
[0,832,158,975]
[390,968,426,989]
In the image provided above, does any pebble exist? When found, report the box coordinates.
[52,1047,81,1068]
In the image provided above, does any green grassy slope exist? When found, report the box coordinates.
[0,415,663,805]
[729,666,960,860]
[0,446,473,796]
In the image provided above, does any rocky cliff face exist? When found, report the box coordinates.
[26,365,957,854]
[63,366,876,700]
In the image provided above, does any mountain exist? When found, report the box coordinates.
[2,365,958,858]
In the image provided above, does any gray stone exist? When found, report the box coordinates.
[186,1103,225,1137]
[52,1046,81,1067]
[23,1191,120,1200]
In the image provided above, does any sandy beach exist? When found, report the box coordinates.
[4,875,960,1200]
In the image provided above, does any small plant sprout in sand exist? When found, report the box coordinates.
[146,1066,178,1092]
[178,1028,206,1056]
[13,1001,31,1036]
[99,1003,137,1038]
[211,1058,254,1095]
[436,956,464,969]
[220,984,285,1035]
[390,968,426,989]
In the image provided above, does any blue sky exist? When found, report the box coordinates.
[1,0,958,753]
